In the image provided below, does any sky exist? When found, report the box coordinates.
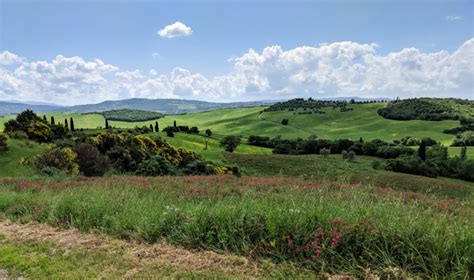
[0,0,473,105]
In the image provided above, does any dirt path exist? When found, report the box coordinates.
[0,221,371,279]
[0,221,263,278]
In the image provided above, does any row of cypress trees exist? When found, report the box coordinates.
[42,115,76,131]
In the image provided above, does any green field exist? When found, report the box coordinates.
[1,104,461,145]
[225,153,474,199]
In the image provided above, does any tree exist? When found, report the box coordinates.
[460,146,467,160]
[220,135,241,152]
[43,115,47,122]
[16,110,42,130]
[189,126,199,134]
[359,137,364,143]
[51,116,55,125]
[0,133,8,152]
[149,124,154,132]
[418,140,426,161]
[105,119,109,129]
[163,126,175,137]
[64,119,69,131]
[70,117,75,131]
[155,121,159,132]
[73,142,109,176]
[3,119,20,133]
[281,119,289,125]
[173,120,177,128]
[205,129,212,137]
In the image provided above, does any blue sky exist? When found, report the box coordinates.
[0,0,473,104]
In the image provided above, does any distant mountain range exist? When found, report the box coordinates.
[0,98,274,115]
[0,97,391,115]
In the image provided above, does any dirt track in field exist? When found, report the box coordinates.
[0,220,263,278]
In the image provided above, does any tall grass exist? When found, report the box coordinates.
[0,176,472,278]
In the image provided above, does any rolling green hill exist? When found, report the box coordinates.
[0,103,463,146]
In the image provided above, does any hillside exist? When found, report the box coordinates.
[0,101,61,115]
[0,103,463,145]
[378,98,474,121]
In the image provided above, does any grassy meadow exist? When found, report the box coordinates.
[0,176,472,278]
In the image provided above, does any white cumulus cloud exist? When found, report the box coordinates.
[0,51,25,65]
[0,38,473,105]
[158,21,193,38]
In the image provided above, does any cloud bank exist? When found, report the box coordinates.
[1,38,473,105]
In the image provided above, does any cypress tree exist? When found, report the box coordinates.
[105,119,109,129]
[149,124,154,132]
[460,146,467,160]
[155,121,159,132]
[43,115,47,122]
[51,116,55,125]
[359,137,364,143]
[70,117,75,131]
[418,140,426,161]
[64,119,69,131]
[173,120,177,128]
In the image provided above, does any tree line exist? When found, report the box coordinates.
[247,135,473,182]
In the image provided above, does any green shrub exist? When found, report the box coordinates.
[220,136,241,152]
[73,142,109,176]
[135,156,176,176]
[9,131,28,140]
[320,148,330,157]
[0,133,8,152]
[33,145,79,175]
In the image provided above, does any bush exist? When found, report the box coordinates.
[0,133,8,152]
[33,145,79,175]
[281,119,289,125]
[163,126,177,137]
[182,160,221,175]
[341,150,355,161]
[248,135,273,148]
[189,126,199,134]
[135,156,176,176]
[26,121,52,142]
[73,142,109,176]
[9,131,28,140]
[385,155,438,178]
[3,119,21,134]
[320,148,330,157]
[205,129,212,137]
[220,136,241,152]
[421,137,437,146]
